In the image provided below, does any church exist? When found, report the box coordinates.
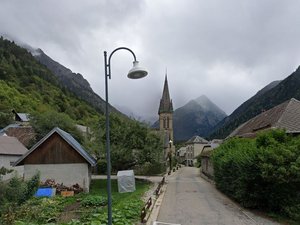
[158,75,175,159]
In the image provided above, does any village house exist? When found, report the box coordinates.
[14,127,96,192]
[200,145,214,178]
[228,98,300,138]
[0,136,28,180]
[185,135,209,166]
[12,109,30,125]
[0,124,35,147]
[177,146,187,164]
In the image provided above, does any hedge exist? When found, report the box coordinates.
[212,129,300,221]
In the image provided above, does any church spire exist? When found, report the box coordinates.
[158,74,173,114]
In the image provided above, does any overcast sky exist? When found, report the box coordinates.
[1,0,300,121]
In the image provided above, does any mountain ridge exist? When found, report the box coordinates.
[210,66,300,138]
[153,95,226,141]
[26,47,121,115]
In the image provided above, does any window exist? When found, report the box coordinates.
[167,117,169,128]
[163,117,166,128]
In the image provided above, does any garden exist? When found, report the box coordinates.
[0,177,151,225]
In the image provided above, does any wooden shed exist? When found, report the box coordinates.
[14,127,96,192]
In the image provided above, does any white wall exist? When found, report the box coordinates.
[0,155,24,180]
[24,163,91,192]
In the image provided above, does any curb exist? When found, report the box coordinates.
[146,168,181,225]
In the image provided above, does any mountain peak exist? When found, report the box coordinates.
[173,95,227,141]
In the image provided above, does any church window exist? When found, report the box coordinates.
[167,117,169,128]
[163,117,166,128]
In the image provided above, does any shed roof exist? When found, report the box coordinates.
[0,136,28,155]
[14,127,96,166]
[228,98,300,138]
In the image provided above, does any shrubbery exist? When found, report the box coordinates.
[212,129,300,221]
[0,173,40,224]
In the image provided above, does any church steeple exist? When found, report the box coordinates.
[158,75,173,114]
[158,73,174,144]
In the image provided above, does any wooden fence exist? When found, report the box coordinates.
[140,176,165,223]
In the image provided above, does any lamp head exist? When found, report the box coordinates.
[127,61,148,79]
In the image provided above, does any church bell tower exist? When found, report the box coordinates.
[158,75,174,144]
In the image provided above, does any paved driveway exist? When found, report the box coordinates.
[157,167,280,225]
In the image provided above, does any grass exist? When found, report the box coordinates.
[0,179,151,225]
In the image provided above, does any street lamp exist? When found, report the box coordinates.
[168,140,172,173]
[103,47,148,225]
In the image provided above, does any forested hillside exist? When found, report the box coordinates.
[0,37,164,174]
[0,37,99,124]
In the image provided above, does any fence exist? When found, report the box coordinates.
[140,176,165,223]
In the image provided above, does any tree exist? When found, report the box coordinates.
[0,111,13,128]
[30,111,83,143]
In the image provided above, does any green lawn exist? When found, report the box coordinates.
[1,179,150,225]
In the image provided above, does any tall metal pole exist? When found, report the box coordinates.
[104,51,112,225]
[103,47,147,225]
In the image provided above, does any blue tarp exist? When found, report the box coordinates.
[35,188,55,197]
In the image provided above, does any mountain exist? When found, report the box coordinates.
[26,47,120,114]
[173,95,227,141]
[0,37,99,124]
[210,66,300,138]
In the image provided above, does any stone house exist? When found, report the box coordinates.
[185,135,208,166]
[14,127,96,192]
[0,124,35,147]
[228,98,300,138]
[0,136,28,180]
[200,145,214,178]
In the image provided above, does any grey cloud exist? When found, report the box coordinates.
[0,0,300,119]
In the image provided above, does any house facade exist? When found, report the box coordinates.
[185,136,209,166]
[14,127,96,192]
[0,136,28,180]
[200,145,214,178]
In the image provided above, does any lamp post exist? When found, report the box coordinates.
[168,140,172,173]
[103,47,148,225]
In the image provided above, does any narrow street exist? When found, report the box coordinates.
[156,167,280,225]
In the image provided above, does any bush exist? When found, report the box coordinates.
[81,195,107,207]
[0,173,40,223]
[134,162,166,175]
[212,129,300,221]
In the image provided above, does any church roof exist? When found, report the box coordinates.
[158,75,173,114]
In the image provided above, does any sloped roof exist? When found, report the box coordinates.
[228,98,300,138]
[186,135,208,144]
[17,113,30,122]
[200,145,213,157]
[0,124,35,147]
[0,136,28,155]
[0,124,21,134]
[178,147,187,157]
[158,75,173,114]
[14,127,96,166]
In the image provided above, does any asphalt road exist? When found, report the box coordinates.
[156,167,280,225]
